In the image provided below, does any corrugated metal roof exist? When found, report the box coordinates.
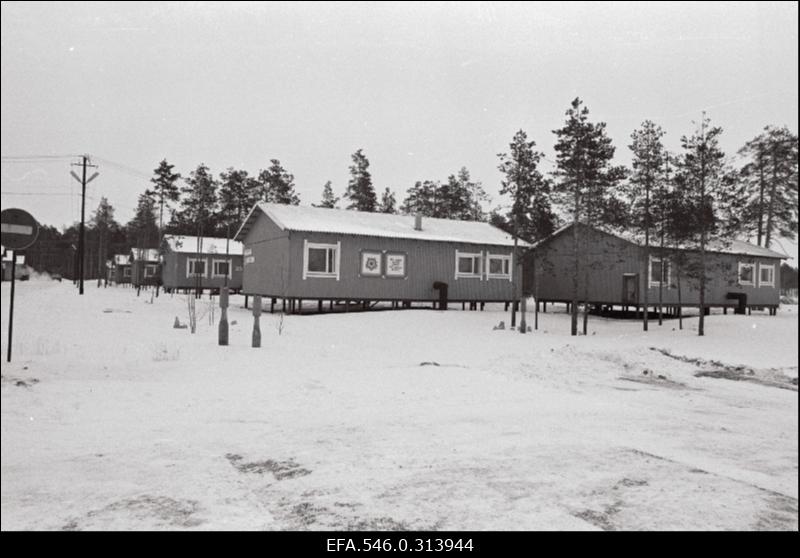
[535,223,788,259]
[163,235,243,256]
[235,203,522,247]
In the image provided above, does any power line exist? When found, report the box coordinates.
[92,156,152,180]
[1,191,75,196]
[1,154,83,161]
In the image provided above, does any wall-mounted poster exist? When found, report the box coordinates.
[361,251,382,276]
[385,253,406,277]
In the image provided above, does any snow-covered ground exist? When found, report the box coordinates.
[1,279,797,531]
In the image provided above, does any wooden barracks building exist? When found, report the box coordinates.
[160,235,244,293]
[525,223,787,315]
[234,203,523,312]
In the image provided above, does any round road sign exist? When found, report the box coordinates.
[1,208,39,250]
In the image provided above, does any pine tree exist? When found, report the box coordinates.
[456,167,489,221]
[676,114,732,336]
[401,180,442,217]
[344,149,377,212]
[378,188,397,213]
[258,159,300,205]
[552,98,627,336]
[91,197,118,286]
[627,120,666,331]
[737,126,799,247]
[400,169,489,221]
[498,129,556,330]
[314,181,340,208]
[127,193,159,247]
[172,163,219,236]
[145,159,181,238]
[497,130,556,243]
[219,167,260,231]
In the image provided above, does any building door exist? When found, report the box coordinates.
[622,274,638,304]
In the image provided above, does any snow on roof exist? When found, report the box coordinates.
[535,223,788,259]
[113,254,131,266]
[130,248,160,262]
[163,235,243,256]
[235,203,522,247]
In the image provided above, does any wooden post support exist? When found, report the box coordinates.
[218,287,229,346]
[252,295,262,348]
[519,297,527,333]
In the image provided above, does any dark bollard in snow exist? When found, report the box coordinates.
[252,295,262,348]
[219,287,229,346]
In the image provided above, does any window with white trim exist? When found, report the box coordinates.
[304,241,339,279]
[187,258,207,277]
[487,253,512,280]
[455,251,482,278]
[738,262,755,286]
[212,259,232,278]
[758,263,775,287]
[648,256,671,288]
[144,264,158,278]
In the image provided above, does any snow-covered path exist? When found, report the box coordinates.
[2,280,797,530]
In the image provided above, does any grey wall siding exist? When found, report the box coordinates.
[241,214,291,296]
[281,231,517,301]
[113,265,131,284]
[526,226,782,306]
[162,252,243,289]
[131,260,159,286]
[526,227,641,302]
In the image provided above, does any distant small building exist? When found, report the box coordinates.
[109,254,132,285]
[130,248,160,288]
[234,203,522,311]
[160,235,244,293]
[524,223,788,315]
[1,250,28,281]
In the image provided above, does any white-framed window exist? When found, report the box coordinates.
[303,240,340,280]
[187,258,207,277]
[738,262,755,286]
[385,252,407,278]
[123,267,131,278]
[487,253,512,280]
[455,250,482,279]
[144,264,158,278]
[212,259,232,278]
[648,256,671,288]
[758,263,775,287]
[360,251,382,277]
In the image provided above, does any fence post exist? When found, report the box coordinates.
[252,295,262,348]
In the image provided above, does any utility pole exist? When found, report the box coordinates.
[70,155,99,295]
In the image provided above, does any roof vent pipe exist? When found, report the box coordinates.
[414,214,422,231]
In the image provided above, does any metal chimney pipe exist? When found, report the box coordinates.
[414,214,422,231]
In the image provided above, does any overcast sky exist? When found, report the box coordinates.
[2,1,798,261]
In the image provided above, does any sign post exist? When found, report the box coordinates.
[1,208,39,362]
